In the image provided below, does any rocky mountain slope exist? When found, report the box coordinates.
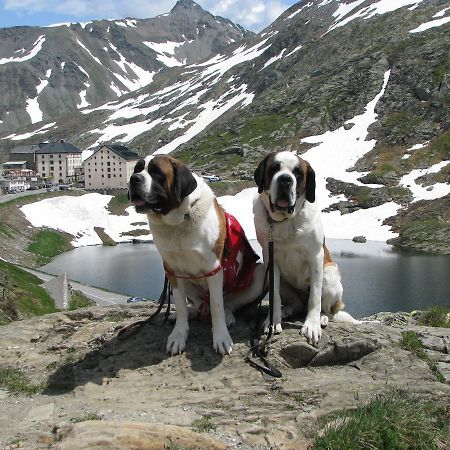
[0,0,250,135]
[1,0,449,252]
[0,304,449,449]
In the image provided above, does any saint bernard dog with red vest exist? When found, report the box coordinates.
[129,155,265,355]
[253,151,360,346]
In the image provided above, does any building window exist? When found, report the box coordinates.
[89,175,91,178]
[108,174,111,178]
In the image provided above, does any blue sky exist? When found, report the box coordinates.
[0,0,299,32]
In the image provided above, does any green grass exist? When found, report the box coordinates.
[417,306,450,328]
[0,223,14,238]
[71,413,102,423]
[313,391,449,450]
[0,260,56,322]
[106,192,130,216]
[408,130,450,167]
[27,229,72,265]
[177,112,296,169]
[0,367,45,395]
[68,290,96,311]
[400,331,445,383]
[191,415,216,433]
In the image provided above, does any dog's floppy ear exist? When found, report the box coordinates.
[305,161,316,203]
[172,160,197,202]
[254,154,271,194]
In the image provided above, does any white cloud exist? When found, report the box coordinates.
[4,0,296,31]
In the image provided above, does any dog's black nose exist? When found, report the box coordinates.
[130,173,144,184]
[278,174,293,185]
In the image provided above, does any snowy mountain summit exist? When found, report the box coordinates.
[1,0,449,252]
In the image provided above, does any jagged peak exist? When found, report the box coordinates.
[171,0,204,13]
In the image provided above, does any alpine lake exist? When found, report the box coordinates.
[42,239,450,318]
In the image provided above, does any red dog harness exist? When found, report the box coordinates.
[165,212,259,317]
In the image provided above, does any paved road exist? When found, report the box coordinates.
[22,267,129,306]
[0,188,49,204]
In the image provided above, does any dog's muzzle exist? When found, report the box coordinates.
[128,174,147,207]
[272,174,296,213]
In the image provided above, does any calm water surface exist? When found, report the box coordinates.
[42,240,450,318]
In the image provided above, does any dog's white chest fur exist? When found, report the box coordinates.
[255,197,324,290]
[147,178,221,278]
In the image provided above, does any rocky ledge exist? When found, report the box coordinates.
[0,304,449,449]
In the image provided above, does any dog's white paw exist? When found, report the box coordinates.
[264,323,283,334]
[320,314,329,328]
[166,326,188,355]
[224,308,236,327]
[212,327,233,355]
[301,316,322,346]
[263,317,283,334]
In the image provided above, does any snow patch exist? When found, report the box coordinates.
[327,0,426,34]
[299,70,398,240]
[25,69,52,124]
[0,35,46,65]
[143,40,186,67]
[260,49,286,71]
[76,38,102,65]
[109,43,155,91]
[410,16,450,33]
[3,122,56,141]
[20,193,151,247]
[399,160,450,202]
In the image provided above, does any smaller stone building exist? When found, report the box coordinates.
[83,144,140,190]
[36,141,82,183]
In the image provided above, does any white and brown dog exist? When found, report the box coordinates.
[253,150,356,346]
[129,155,265,355]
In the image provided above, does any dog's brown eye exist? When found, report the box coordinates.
[293,166,303,179]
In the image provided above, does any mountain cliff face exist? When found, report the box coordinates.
[1,0,449,252]
[0,0,251,134]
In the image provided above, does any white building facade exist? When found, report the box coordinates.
[83,144,140,190]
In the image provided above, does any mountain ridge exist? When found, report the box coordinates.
[0,0,449,253]
[0,1,252,135]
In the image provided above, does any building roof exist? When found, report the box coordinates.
[3,161,28,165]
[10,145,38,154]
[35,141,81,154]
[103,144,140,161]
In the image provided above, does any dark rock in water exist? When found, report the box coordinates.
[352,235,367,243]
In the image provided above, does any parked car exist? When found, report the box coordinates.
[202,175,221,182]
[6,188,18,194]
[59,185,71,191]
[127,296,148,303]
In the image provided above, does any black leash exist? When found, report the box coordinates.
[118,276,171,340]
[244,220,282,378]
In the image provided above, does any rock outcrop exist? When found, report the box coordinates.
[0,303,449,449]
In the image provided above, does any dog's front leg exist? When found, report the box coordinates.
[207,270,233,355]
[166,280,189,355]
[301,249,324,346]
